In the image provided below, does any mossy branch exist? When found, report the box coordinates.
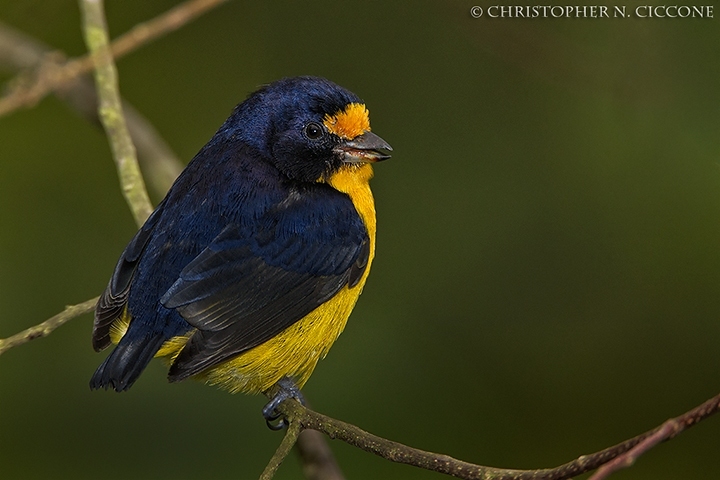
[80,0,153,226]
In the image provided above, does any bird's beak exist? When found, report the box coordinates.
[336,131,393,164]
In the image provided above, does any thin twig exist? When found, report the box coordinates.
[272,391,720,480]
[0,297,99,356]
[0,20,183,198]
[260,420,303,480]
[587,419,679,480]
[80,0,153,226]
[0,0,228,118]
[104,0,229,61]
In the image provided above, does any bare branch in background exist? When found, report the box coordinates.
[0,298,99,356]
[0,0,228,119]
[0,21,182,198]
[296,429,346,480]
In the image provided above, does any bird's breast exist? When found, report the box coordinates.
[326,163,376,246]
[193,164,378,393]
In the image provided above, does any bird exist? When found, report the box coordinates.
[90,76,391,419]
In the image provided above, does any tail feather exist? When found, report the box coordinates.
[89,335,166,392]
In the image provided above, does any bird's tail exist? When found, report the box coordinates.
[89,335,166,392]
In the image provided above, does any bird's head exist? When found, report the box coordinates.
[223,76,392,183]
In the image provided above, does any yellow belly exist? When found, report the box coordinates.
[194,281,367,393]
[154,163,376,394]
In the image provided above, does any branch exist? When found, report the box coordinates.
[296,429,346,480]
[260,420,303,480]
[80,0,153,225]
[588,419,678,480]
[0,21,182,198]
[0,297,99,356]
[0,19,182,198]
[0,0,228,119]
[269,391,720,480]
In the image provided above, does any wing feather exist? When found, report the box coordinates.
[92,205,165,351]
[164,186,368,381]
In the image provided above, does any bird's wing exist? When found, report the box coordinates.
[92,203,166,352]
[162,186,369,381]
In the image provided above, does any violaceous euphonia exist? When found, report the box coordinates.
[90,76,391,417]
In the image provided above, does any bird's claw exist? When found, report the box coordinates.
[262,377,305,430]
[265,412,288,430]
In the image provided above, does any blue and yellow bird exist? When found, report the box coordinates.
[90,76,391,415]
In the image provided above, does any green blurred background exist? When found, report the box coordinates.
[1,1,720,478]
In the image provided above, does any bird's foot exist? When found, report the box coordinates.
[263,377,305,430]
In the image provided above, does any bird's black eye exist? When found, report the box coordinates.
[304,122,324,140]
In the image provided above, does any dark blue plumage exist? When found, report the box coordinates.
[90,77,383,392]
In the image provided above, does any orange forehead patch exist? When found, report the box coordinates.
[323,103,370,140]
